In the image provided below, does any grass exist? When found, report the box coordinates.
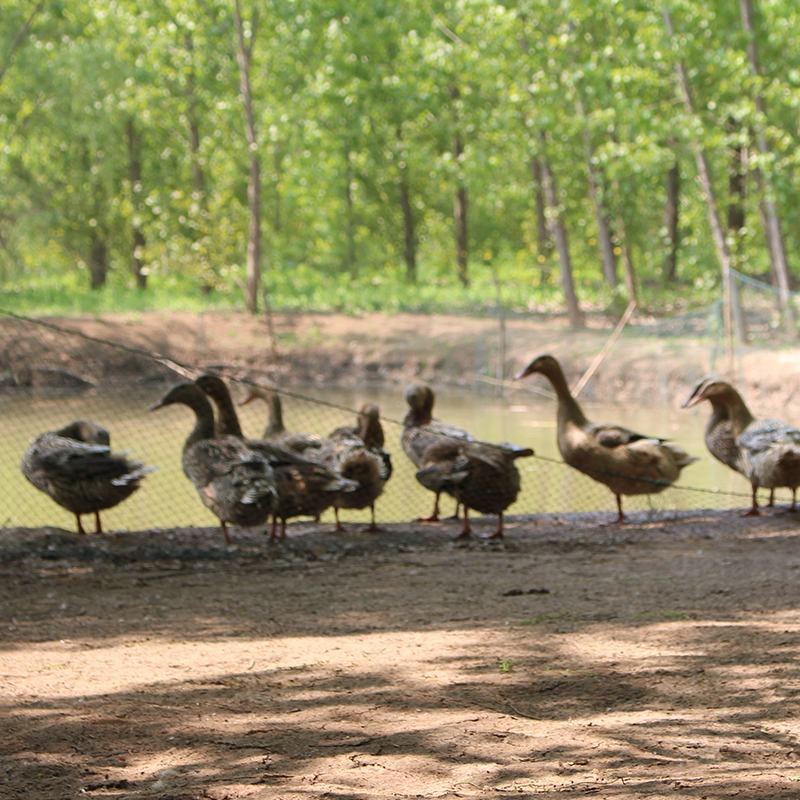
[0,258,724,318]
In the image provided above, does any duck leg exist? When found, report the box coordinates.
[333,507,345,533]
[75,514,86,535]
[418,492,441,523]
[768,489,775,507]
[280,518,287,539]
[613,495,626,524]
[444,501,461,521]
[743,485,760,517]
[454,504,471,540]
[366,503,381,533]
[220,520,232,545]
[483,511,504,540]
[269,515,278,541]
[94,512,103,534]
[790,489,797,513]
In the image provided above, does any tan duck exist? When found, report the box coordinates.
[402,384,472,521]
[681,377,774,506]
[516,355,697,522]
[195,374,358,539]
[150,383,278,544]
[683,378,800,514]
[239,383,322,455]
[318,405,392,532]
[21,420,152,534]
[402,382,533,538]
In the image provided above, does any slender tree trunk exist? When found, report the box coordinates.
[575,95,617,287]
[126,117,147,290]
[530,157,552,259]
[451,86,469,287]
[272,141,282,234]
[612,183,638,303]
[663,7,743,350]
[538,132,584,328]
[343,143,356,274]
[663,150,680,282]
[399,170,417,284]
[88,228,109,290]
[233,0,261,315]
[739,0,795,335]
[184,32,206,199]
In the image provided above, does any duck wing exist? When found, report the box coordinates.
[738,419,800,454]
[588,423,666,449]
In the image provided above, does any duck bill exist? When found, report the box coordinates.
[514,363,537,380]
[148,400,165,412]
[238,393,256,407]
[680,392,703,409]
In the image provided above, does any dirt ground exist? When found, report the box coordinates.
[3,510,800,799]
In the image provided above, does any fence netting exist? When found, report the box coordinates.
[0,310,780,535]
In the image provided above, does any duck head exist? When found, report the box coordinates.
[681,378,732,409]
[55,420,110,446]
[515,354,563,381]
[149,382,209,412]
[403,383,434,426]
[195,373,230,401]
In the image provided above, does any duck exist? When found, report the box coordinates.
[318,405,392,532]
[402,382,533,538]
[150,382,278,544]
[516,354,697,523]
[401,383,472,522]
[682,378,800,514]
[238,383,322,455]
[194,374,358,539]
[21,420,152,534]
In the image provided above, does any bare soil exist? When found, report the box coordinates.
[1,310,798,412]
[3,510,800,799]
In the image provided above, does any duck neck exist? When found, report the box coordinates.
[717,389,755,436]
[210,387,243,438]
[182,394,217,449]
[265,393,285,436]
[543,365,588,428]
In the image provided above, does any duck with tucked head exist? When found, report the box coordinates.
[319,403,392,532]
[195,374,357,539]
[21,420,153,534]
[150,382,277,544]
[683,378,800,514]
[516,354,697,523]
[402,382,533,538]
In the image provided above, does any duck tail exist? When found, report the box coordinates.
[661,442,699,469]
[325,477,360,494]
[110,461,157,486]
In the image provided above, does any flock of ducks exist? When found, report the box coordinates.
[20,355,800,541]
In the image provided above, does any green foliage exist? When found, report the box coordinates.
[0,0,797,315]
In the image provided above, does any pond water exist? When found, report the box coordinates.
[0,381,755,533]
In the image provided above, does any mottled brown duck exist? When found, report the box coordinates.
[21,420,152,534]
[517,354,697,523]
[150,383,278,544]
[239,384,322,455]
[683,378,800,514]
[402,382,533,538]
[195,374,357,539]
[401,383,471,522]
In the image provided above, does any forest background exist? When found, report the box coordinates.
[0,0,796,333]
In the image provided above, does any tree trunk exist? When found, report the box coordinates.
[612,182,638,303]
[272,141,282,234]
[663,151,680,282]
[739,0,795,335]
[343,143,356,274]
[399,168,417,284]
[88,228,109,290]
[233,0,261,315]
[576,95,617,287]
[727,116,747,258]
[538,132,584,328]
[530,157,552,259]
[126,117,147,290]
[451,86,469,287]
[663,7,743,349]
[184,32,206,198]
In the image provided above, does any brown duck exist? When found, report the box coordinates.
[21,420,152,534]
[402,382,533,538]
[195,374,357,539]
[517,355,697,523]
[150,382,278,544]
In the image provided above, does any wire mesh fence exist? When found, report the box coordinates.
[0,309,783,536]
